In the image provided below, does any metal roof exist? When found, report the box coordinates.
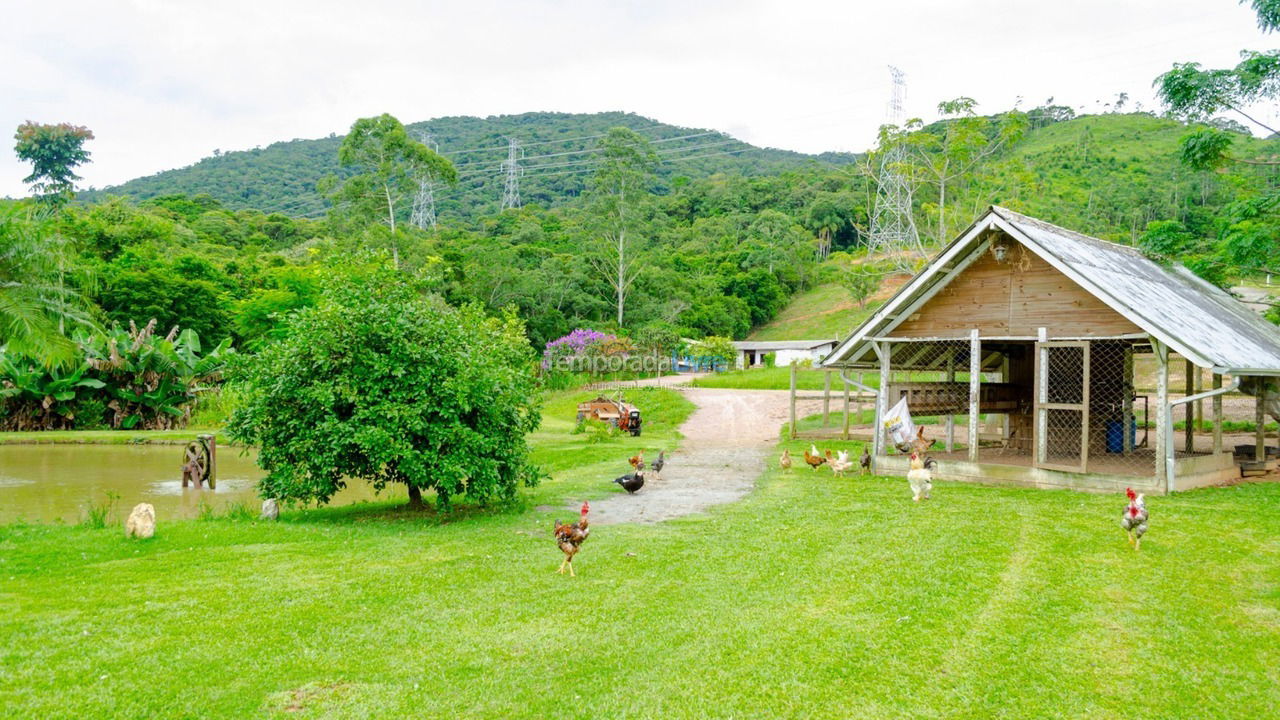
[731,339,837,351]
[822,206,1280,375]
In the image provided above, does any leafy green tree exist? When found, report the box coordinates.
[1156,2,1280,169]
[227,263,542,510]
[1249,0,1280,32]
[693,335,736,364]
[906,99,1027,243]
[585,127,658,326]
[0,205,96,364]
[13,122,94,206]
[327,114,456,267]
[841,266,880,309]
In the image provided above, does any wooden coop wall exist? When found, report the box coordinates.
[889,244,1143,339]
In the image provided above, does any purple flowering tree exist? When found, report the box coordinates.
[542,328,615,369]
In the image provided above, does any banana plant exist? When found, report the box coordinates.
[0,350,104,430]
[81,319,233,429]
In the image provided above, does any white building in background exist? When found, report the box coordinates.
[730,339,838,369]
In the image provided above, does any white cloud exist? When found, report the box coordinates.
[1,0,1274,198]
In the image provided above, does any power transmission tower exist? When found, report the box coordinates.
[500,136,523,210]
[410,131,438,230]
[868,66,925,271]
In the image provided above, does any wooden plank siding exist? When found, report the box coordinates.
[889,241,1142,338]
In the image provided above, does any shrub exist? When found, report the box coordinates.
[227,265,543,510]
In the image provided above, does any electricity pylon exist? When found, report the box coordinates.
[410,131,438,230]
[868,66,925,271]
[500,136,522,211]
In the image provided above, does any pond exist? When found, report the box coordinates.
[0,444,383,524]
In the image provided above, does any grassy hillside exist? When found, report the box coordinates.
[746,283,881,342]
[81,111,855,220]
[963,113,1280,244]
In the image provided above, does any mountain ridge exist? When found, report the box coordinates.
[81,111,858,219]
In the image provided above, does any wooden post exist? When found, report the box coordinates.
[968,329,981,462]
[822,370,831,428]
[1256,392,1266,463]
[874,342,890,460]
[1153,340,1170,491]
[1123,345,1134,453]
[1000,354,1011,445]
[1187,366,1198,440]
[842,376,851,440]
[1185,359,1195,454]
[1036,328,1047,465]
[945,349,956,453]
[854,371,865,436]
[788,362,797,440]
[1212,373,1223,455]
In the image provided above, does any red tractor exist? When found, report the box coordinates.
[576,395,643,436]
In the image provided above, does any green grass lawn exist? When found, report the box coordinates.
[692,365,882,392]
[747,282,881,342]
[3,392,1280,718]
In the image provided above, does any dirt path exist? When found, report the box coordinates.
[585,386,823,525]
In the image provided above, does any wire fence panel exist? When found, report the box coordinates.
[1086,340,1155,478]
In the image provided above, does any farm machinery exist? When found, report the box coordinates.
[576,394,642,436]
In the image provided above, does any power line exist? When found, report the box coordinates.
[520,139,743,173]
[449,130,726,176]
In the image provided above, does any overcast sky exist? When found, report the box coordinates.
[2,0,1275,198]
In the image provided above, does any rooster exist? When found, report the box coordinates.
[829,450,854,477]
[614,469,645,494]
[628,451,644,470]
[907,452,932,502]
[779,449,792,471]
[1121,487,1148,551]
[859,448,871,475]
[651,450,666,479]
[554,501,591,576]
[804,444,827,471]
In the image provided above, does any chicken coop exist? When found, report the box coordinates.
[817,206,1280,494]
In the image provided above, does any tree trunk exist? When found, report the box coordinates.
[407,484,424,510]
[385,183,399,269]
[616,228,626,326]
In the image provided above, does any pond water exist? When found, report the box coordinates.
[0,444,383,524]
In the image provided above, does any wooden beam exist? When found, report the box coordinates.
[842,376,851,440]
[968,329,981,462]
[945,349,956,453]
[1212,373,1223,455]
[788,362,797,440]
[1185,358,1195,454]
[1081,342,1092,473]
[874,343,890,461]
[822,370,831,428]
[1256,391,1266,463]
[1153,339,1170,490]
[1123,345,1134,453]
[1036,328,1047,466]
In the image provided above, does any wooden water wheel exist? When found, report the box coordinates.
[182,440,211,488]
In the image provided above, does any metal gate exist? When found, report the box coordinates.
[1034,341,1090,472]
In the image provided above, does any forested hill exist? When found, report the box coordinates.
[81,111,857,219]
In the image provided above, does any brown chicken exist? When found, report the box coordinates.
[779,449,792,471]
[628,451,644,470]
[804,444,827,470]
[553,501,591,576]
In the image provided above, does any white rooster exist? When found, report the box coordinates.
[1121,487,1149,551]
[907,452,932,501]
[829,450,854,477]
